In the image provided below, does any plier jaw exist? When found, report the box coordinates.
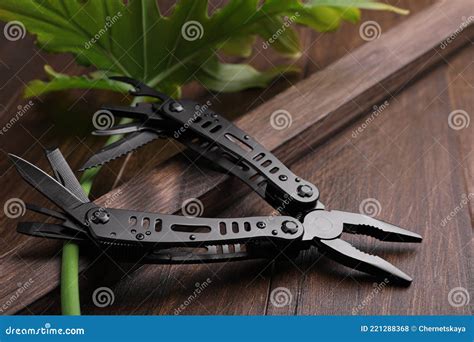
[301,209,422,285]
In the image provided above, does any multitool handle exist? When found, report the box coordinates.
[159,100,320,216]
[87,207,304,247]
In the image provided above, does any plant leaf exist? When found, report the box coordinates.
[333,7,361,24]
[296,6,347,32]
[0,0,408,97]
[307,0,409,15]
[24,65,131,98]
[195,57,299,92]
[254,16,301,58]
[219,35,256,58]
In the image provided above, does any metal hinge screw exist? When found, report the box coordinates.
[170,102,184,112]
[91,209,110,224]
[297,185,313,198]
[281,220,298,235]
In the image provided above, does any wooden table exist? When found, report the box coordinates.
[0,0,472,315]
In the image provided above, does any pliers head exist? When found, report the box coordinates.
[301,209,422,285]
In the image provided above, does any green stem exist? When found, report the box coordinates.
[60,118,133,315]
[61,243,80,315]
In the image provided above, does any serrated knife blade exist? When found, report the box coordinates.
[80,131,160,171]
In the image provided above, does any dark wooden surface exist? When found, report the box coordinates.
[0,0,472,315]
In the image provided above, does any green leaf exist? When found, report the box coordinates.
[296,6,346,32]
[24,65,131,98]
[195,57,299,92]
[254,16,301,58]
[219,35,256,58]
[334,7,361,24]
[307,0,409,15]
[0,0,407,97]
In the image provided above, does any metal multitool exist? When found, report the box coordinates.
[11,77,422,285]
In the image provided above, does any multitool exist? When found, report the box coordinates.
[12,77,422,285]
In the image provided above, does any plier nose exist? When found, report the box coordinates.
[302,209,422,285]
